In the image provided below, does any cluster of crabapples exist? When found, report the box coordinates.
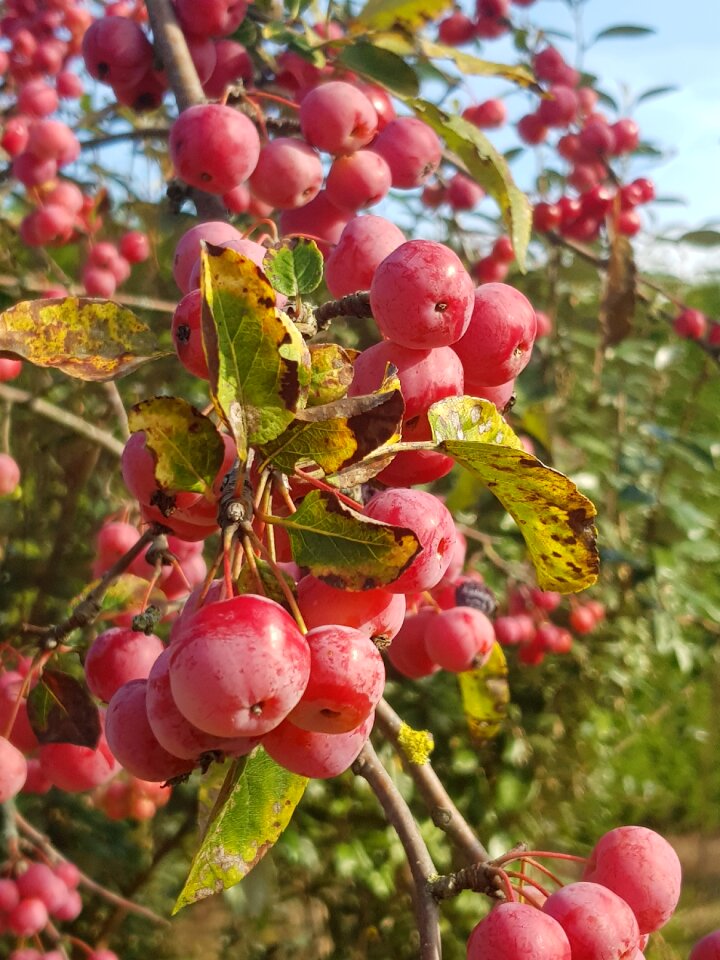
[0,0,151,297]
[0,652,171,820]
[466,825,683,960]
[0,855,118,960]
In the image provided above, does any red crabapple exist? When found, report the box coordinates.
[364,489,456,594]
[583,826,682,933]
[467,901,571,960]
[261,712,374,779]
[452,283,537,388]
[370,240,475,348]
[542,881,640,960]
[299,81,377,155]
[169,104,260,195]
[168,595,311,737]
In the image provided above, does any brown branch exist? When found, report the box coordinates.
[14,811,171,927]
[314,291,373,329]
[0,383,125,457]
[144,0,226,221]
[26,527,157,647]
[0,273,177,313]
[352,740,442,960]
[80,127,170,151]
[375,699,489,865]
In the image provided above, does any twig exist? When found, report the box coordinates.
[375,699,489,864]
[102,382,130,439]
[14,811,171,927]
[0,383,124,457]
[0,273,178,313]
[80,127,170,150]
[314,291,373,328]
[26,528,157,647]
[352,740,442,960]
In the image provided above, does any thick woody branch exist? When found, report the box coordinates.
[144,0,227,220]
[352,740,442,960]
[376,699,489,865]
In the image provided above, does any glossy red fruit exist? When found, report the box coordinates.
[168,595,311,737]
[169,103,260,194]
[370,240,475,349]
[289,625,385,733]
[452,283,537,388]
[467,901,571,960]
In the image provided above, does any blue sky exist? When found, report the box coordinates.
[487,0,720,236]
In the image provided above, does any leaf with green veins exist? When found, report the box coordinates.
[99,574,167,621]
[27,670,100,748]
[200,245,311,462]
[428,397,599,593]
[408,99,532,271]
[458,644,509,745]
[353,0,452,32]
[127,397,226,498]
[0,297,165,381]
[278,489,420,590]
[174,750,307,912]
[263,239,324,297]
[416,40,537,88]
[259,375,403,475]
[338,42,419,97]
[593,24,654,41]
[307,344,356,407]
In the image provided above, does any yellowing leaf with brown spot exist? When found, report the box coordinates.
[128,397,226,499]
[429,397,599,593]
[458,644,509,746]
[174,750,307,912]
[259,374,403,476]
[200,245,311,462]
[279,489,420,590]
[0,297,164,380]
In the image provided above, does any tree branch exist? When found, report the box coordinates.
[0,383,124,457]
[14,811,171,927]
[0,272,178,314]
[352,739,442,960]
[144,0,227,221]
[375,699,489,865]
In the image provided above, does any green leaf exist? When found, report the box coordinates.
[408,99,532,271]
[678,230,720,247]
[593,24,655,41]
[0,297,165,381]
[429,397,599,593]
[259,374,403,476]
[263,239,324,297]
[99,574,167,621]
[201,245,311,462]
[634,85,678,106]
[277,489,420,590]
[338,42,419,97]
[416,40,537,88]
[307,344,356,407]
[27,669,100,748]
[458,644,509,746]
[353,0,452,32]
[174,750,308,912]
[127,397,226,499]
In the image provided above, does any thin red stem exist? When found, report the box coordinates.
[293,468,363,511]
[504,870,552,899]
